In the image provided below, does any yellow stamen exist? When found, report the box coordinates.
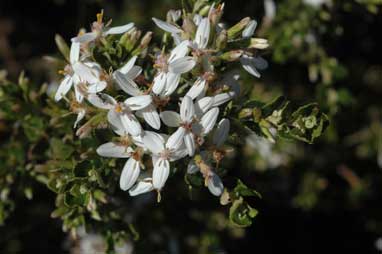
[97,10,104,24]
[115,104,123,113]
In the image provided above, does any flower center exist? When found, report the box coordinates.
[114,103,124,113]
[159,149,171,160]
[154,55,169,72]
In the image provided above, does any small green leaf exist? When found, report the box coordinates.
[55,34,70,62]
[229,197,258,227]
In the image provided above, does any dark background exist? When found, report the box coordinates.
[1,0,382,253]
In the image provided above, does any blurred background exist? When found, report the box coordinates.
[1,0,382,253]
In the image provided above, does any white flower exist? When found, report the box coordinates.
[142,131,187,196]
[55,42,80,101]
[160,96,219,156]
[113,57,161,130]
[87,93,151,136]
[152,40,196,96]
[72,11,134,43]
[55,42,107,102]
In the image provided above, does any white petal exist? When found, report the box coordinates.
[187,161,199,174]
[160,111,181,127]
[184,132,195,156]
[169,40,191,62]
[180,96,195,122]
[168,56,196,74]
[172,33,183,45]
[118,56,137,75]
[129,178,154,196]
[152,159,170,190]
[194,18,210,49]
[120,157,140,191]
[152,18,182,34]
[104,23,134,35]
[170,147,188,161]
[200,107,219,135]
[124,95,152,111]
[163,73,180,96]
[70,42,80,64]
[87,81,107,93]
[252,56,268,70]
[126,65,142,79]
[142,131,165,154]
[152,72,167,95]
[87,93,116,110]
[166,127,186,150]
[96,142,133,158]
[194,96,214,117]
[113,71,141,96]
[140,104,161,130]
[72,62,100,84]
[207,173,224,196]
[73,109,86,128]
[212,92,235,107]
[120,114,142,136]
[240,55,261,78]
[185,78,206,99]
[71,32,98,43]
[242,20,257,38]
[74,83,84,103]
[107,110,125,135]
[213,118,230,147]
[55,75,73,101]
[131,135,145,148]
[193,14,202,26]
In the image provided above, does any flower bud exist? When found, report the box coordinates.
[227,17,251,39]
[215,29,227,50]
[167,9,181,22]
[250,38,269,49]
[220,50,243,62]
[182,16,196,37]
[139,31,153,48]
[209,3,225,26]
[252,107,262,123]
[239,108,252,119]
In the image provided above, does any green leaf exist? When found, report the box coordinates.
[22,115,45,142]
[229,197,258,227]
[55,34,70,62]
[234,179,262,198]
[50,138,74,160]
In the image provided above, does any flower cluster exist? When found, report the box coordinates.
[54,3,268,201]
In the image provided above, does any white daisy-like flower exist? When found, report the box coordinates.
[152,40,196,96]
[55,42,107,102]
[160,96,220,156]
[72,11,134,43]
[142,131,188,198]
[87,93,151,136]
[113,57,161,130]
